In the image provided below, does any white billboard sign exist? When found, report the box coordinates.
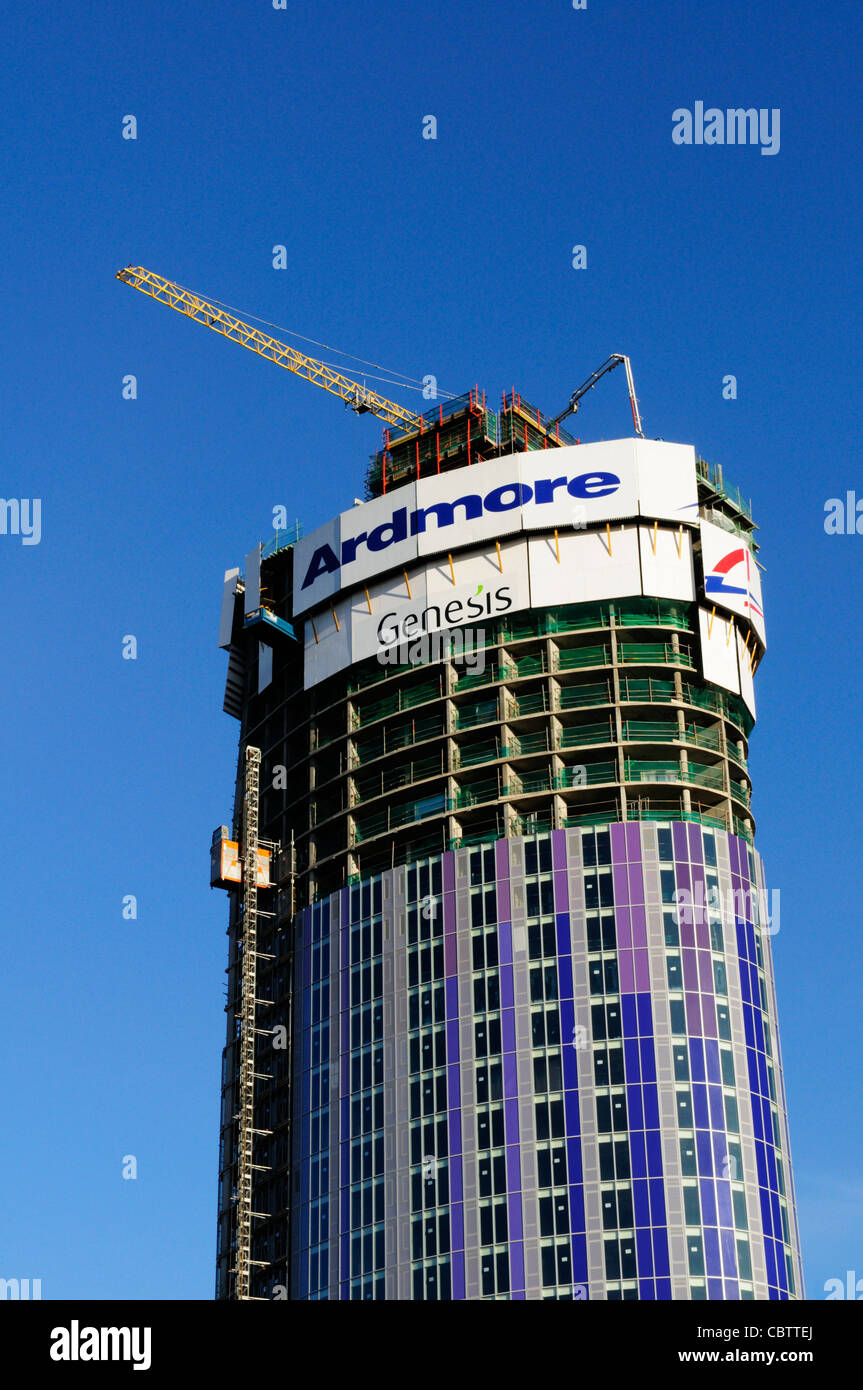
[736,628,757,718]
[304,524,701,689]
[528,527,641,608]
[292,438,699,616]
[699,519,766,645]
[637,525,695,601]
[698,605,740,695]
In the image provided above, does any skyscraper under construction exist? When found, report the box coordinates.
[211,384,802,1302]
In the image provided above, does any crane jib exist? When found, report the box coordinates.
[116,265,423,433]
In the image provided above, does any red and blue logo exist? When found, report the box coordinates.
[705,547,763,621]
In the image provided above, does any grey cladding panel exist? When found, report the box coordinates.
[218,568,240,649]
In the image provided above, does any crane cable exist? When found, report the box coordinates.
[169,278,458,401]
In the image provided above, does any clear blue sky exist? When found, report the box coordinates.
[1,1,859,1300]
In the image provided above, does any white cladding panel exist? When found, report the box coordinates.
[294,515,341,612]
[736,629,757,718]
[528,527,641,607]
[303,592,353,688]
[218,568,240,649]
[244,545,261,613]
[747,558,766,646]
[424,538,530,633]
[350,566,429,664]
[699,519,766,644]
[637,525,696,600]
[303,524,712,688]
[415,456,524,555]
[635,440,700,524]
[339,486,419,590]
[698,605,740,695]
[257,641,273,694]
[520,441,640,527]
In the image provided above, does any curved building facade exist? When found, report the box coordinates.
[214,414,802,1300]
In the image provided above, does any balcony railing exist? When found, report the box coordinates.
[557,681,613,710]
[554,645,611,672]
[618,643,695,668]
[559,720,614,749]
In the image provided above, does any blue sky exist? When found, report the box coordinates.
[0,0,860,1299]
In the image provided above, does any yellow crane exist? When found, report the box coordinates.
[115,265,424,434]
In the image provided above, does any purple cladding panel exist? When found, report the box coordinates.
[672,822,689,861]
[443,851,456,894]
[613,863,629,903]
[498,920,513,967]
[610,823,627,862]
[687,822,703,861]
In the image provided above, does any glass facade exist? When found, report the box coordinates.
[288,824,802,1299]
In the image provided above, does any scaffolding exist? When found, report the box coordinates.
[232,745,278,1300]
[364,387,578,498]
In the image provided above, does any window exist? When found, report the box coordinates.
[542,1240,572,1287]
[597,1093,627,1134]
[680,1139,697,1176]
[676,1091,693,1126]
[535,1097,565,1140]
[477,1150,506,1197]
[475,1062,502,1104]
[594,1045,625,1086]
[526,879,554,917]
[481,1249,510,1296]
[480,1200,508,1244]
[585,871,614,910]
[528,920,556,959]
[683,1184,701,1224]
[537,1143,567,1188]
[587,912,616,951]
[529,962,559,1003]
[670,1000,687,1036]
[604,1237,636,1281]
[539,1192,570,1237]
